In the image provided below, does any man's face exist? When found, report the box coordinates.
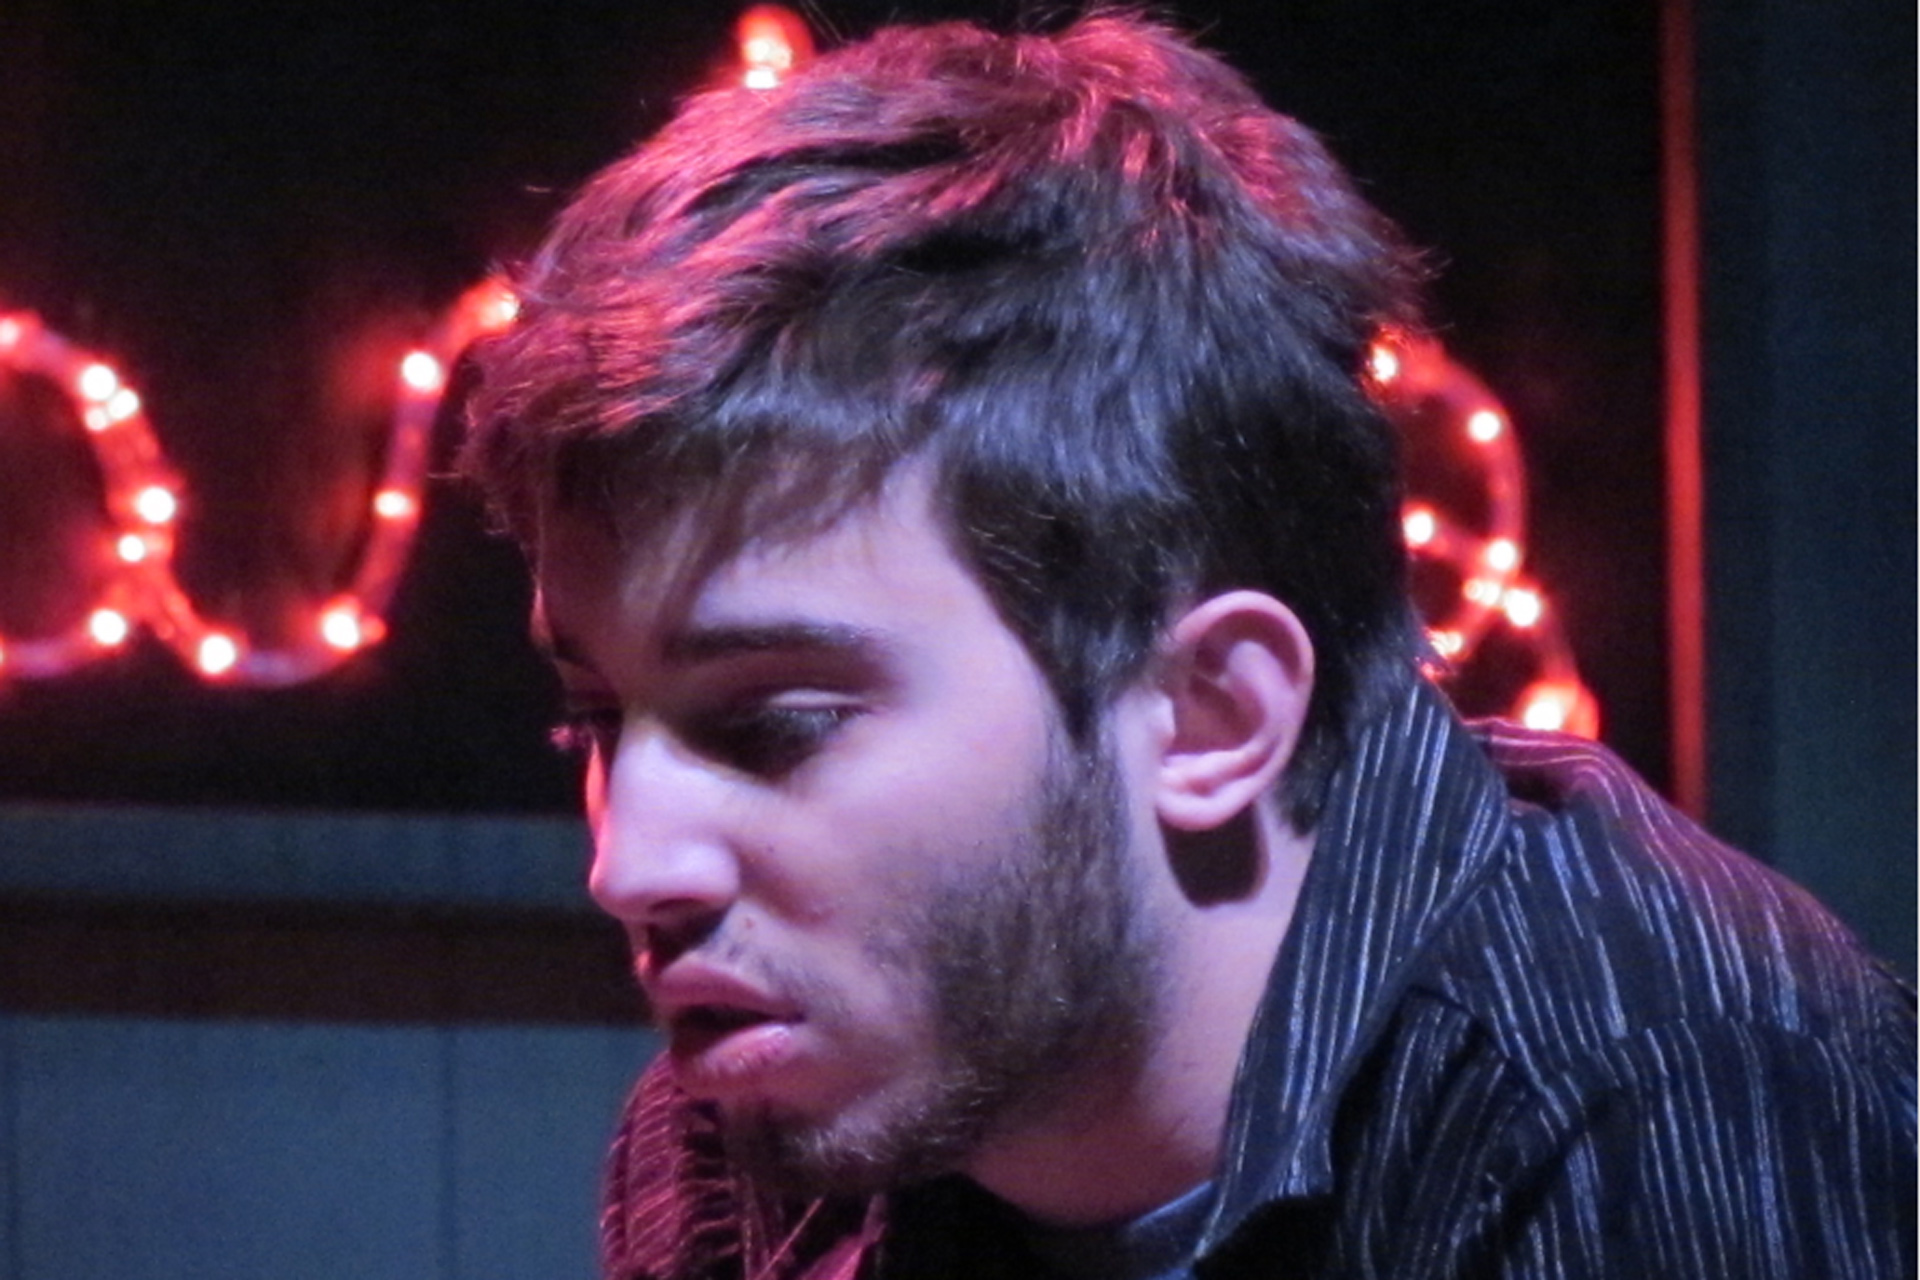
[535,474,1167,1194]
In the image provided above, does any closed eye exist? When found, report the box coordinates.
[684,701,859,779]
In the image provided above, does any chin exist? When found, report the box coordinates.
[718,1078,988,1199]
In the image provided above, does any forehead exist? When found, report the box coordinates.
[530,470,1015,672]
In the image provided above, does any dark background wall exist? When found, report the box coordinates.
[0,0,1671,811]
[1694,0,1914,978]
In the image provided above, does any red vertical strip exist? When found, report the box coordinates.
[1661,0,1708,817]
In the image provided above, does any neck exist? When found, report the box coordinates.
[962,802,1315,1227]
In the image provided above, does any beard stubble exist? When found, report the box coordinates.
[720,722,1167,1197]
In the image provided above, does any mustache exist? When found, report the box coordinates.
[632,928,858,1029]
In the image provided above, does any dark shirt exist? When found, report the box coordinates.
[1017,1179,1216,1279]
[602,680,1918,1279]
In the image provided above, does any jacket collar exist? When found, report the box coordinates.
[1199,678,1515,1250]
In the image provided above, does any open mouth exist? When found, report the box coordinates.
[662,1003,805,1088]
[671,1004,781,1052]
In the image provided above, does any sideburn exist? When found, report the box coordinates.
[916,721,1168,1151]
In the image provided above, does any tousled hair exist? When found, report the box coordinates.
[464,11,1426,828]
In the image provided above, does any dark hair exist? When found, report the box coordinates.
[465,11,1425,828]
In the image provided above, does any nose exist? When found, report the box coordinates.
[586,722,742,954]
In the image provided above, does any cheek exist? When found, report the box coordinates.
[854,694,1056,835]
[760,766,1036,986]
[798,754,1037,918]
[742,658,1060,931]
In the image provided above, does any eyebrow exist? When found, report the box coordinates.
[534,618,888,675]
[661,621,887,666]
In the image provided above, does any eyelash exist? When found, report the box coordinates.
[550,707,621,760]
[688,703,857,778]
[550,701,858,780]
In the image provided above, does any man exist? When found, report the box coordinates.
[464,13,1916,1278]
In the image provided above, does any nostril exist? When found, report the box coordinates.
[641,907,724,970]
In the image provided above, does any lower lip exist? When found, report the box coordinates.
[669,1020,802,1093]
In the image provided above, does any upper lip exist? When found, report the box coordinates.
[641,961,798,1030]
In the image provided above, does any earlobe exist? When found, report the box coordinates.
[1154,591,1315,832]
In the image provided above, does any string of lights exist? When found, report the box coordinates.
[1368,330,1600,736]
[0,279,519,686]
[0,4,1597,736]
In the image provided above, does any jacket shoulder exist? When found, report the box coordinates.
[1431,721,1914,1076]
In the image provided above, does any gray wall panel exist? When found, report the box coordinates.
[3,1017,658,1280]
[13,1018,446,1280]
[0,807,590,910]
[449,1026,661,1280]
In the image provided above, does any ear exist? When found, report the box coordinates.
[1153,591,1315,832]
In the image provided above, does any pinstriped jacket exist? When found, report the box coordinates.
[600,680,1918,1279]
